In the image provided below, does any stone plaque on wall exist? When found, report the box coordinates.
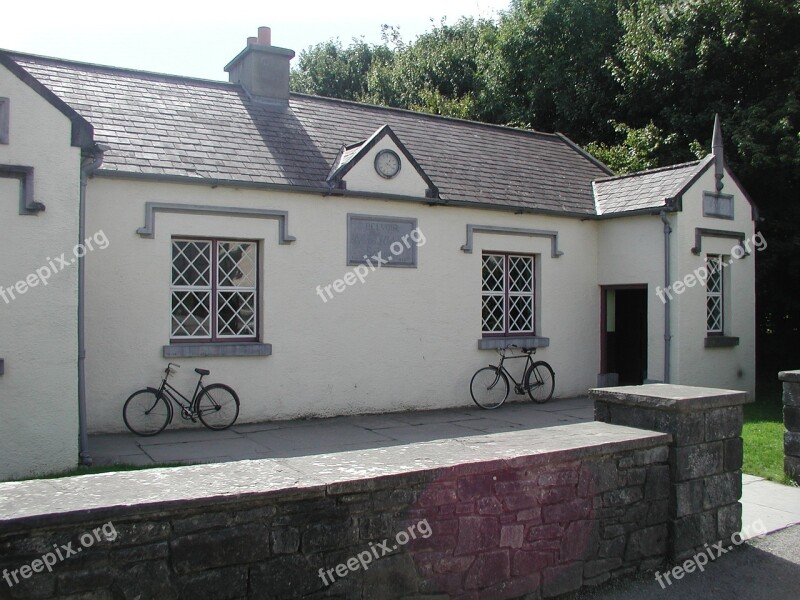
[347,214,418,267]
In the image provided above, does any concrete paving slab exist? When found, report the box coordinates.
[391,409,484,425]
[141,437,270,463]
[531,397,596,412]
[245,423,393,449]
[342,414,413,430]
[88,433,143,454]
[377,422,488,443]
[742,476,800,533]
[135,427,242,445]
[92,453,156,467]
[476,409,583,428]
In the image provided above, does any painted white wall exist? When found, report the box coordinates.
[342,135,431,197]
[671,167,756,395]
[597,214,666,382]
[0,66,81,480]
[83,177,600,432]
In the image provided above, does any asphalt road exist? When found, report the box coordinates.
[569,524,800,600]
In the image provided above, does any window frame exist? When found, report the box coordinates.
[706,254,724,335]
[170,236,259,343]
[481,252,536,338]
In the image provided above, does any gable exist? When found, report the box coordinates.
[0,52,93,149]
[328,125,437,200]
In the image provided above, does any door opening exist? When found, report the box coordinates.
[601,286,648,386]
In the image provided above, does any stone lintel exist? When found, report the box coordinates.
[590,384,750,412]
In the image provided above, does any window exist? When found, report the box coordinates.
[482,253,535,336]
[706,255,723,334]
[171,239,258,341]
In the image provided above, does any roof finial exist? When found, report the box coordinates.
[712,113,724,192]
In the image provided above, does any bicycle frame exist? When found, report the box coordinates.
[493,348,536,394]
[151,365,205,423]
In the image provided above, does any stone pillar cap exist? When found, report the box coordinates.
[779,370,800,383]
[590,383,750,411]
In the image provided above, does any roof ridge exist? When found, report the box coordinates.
[289,92,567,143]
[5,49,235,90]
[594,158,705,183]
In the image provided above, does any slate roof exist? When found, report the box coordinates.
[6,51,613,216]
[593,158,712,215]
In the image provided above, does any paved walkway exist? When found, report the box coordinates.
[90,396,595,466]
[90,396,800,537]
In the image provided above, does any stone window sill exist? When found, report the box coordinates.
[704,336,739,348]
[478,336,550,350]
[163,343,272,358]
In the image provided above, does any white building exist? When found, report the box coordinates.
[0,29,757,480]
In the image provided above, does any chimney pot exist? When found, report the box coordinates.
[247,36,258,46]
[258,26,272,46]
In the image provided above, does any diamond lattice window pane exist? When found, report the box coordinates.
[508,295,533,332]
[482,255,505,293]
[482,295,505,333]
[217,291,257,337]
[706,257,722,293]
[508,256,533,293]
[218,242,257,288]
[707,296,722,332]
[171,291,211,337]
[172,241,211,287]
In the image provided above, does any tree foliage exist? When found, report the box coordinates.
[290,0,800,377]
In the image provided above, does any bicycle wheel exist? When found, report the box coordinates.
[123,390,170,436]
[197,383,240,430]
[470,367,510,409]
[527,361,555,403]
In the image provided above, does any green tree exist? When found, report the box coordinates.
[490,0,626,140]
[363,18,499,120]
[290,39,393,101]
[585,121,700,173]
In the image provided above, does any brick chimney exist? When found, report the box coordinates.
[225,27,295,103]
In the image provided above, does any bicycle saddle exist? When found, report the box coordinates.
[195,368,210,376]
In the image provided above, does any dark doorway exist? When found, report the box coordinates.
[601,286,648,385]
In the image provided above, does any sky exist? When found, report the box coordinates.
[2,0,510,81]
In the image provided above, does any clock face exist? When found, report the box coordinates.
[374,149,401,179]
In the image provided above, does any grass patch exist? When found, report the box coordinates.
[743,386,795,485]
[8,462,183,483]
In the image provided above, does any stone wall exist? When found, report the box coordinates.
[592,383,749,562]
[0,422,670,600]
[780,370,800,484]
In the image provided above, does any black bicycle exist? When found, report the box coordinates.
[470,346,555,409]
[123,363,240,436]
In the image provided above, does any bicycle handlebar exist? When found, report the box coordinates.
[165,362,181,375]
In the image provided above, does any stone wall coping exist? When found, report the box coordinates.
[590,383,750,411]
[0,422,670,532]
[779,370,800,383]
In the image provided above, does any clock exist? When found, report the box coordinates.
[374,149,401,179]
